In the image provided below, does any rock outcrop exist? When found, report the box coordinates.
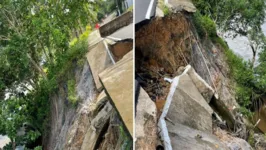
[214,128,252,150]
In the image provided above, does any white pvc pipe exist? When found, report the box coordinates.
[158,65,191,150]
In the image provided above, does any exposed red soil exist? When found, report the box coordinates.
[110,41,133,61]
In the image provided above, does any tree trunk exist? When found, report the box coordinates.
[47,36,54,62]
[79,25,83,35]
[75,28,79,39]
[250,44,257,69]
[26,53,47,79]
[12,140,16,150]
[115,0,121,16]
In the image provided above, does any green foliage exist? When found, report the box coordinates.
[248,130,255,147]
[96,0,116,21]
[0,0,99,94]
[193,12,217,38]
[70,25,92,46]
[224,46,254,115]
[119,125,132,150]
[67,79,78,107]
[0,0,94,146]
[163,5,170,16]
[193,0,266,118]
[0,38,88,148]
[33,146,42,150]
[127,5,133,12]
[214,37,254,116]
[192,0,266,35]
[253,36,266,91]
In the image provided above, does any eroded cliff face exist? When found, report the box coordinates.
[136,12,237,115]
[44,59,131,150]
[135,11,251,149]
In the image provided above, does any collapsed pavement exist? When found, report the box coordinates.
[135,0,263,149]
[45,11,133,149]
[82,10,134,148]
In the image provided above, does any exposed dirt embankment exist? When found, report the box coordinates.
[110,39,133,61]
[136,12,238,117]
[136,14,191,75]
[136,14,194,114]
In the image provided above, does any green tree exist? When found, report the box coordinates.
[0,0,99,148]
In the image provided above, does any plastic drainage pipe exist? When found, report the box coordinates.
[158,65,192,150]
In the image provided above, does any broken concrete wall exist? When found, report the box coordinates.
[100,11,133,37]
[99,51,134,137]
[157,65,252,150]
[158,65,216,149]
[166,123,229,150]
[86,41,113,91]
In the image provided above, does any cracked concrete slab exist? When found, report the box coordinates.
[99,51,133,137]
[86,41,113,91]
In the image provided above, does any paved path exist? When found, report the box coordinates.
[108,23,133,40]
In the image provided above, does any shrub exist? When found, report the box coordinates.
[67,79,78,107]
[163,5,170,16]
[193,12,217,38]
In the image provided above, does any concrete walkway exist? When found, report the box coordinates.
[108,23,133,40]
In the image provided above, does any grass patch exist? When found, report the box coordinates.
[119,125,132,150]
[67,79,79,107]
[192,12,217,39]
[213,36,254,116]
[127,5,133,12]
[163,5,170,16]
